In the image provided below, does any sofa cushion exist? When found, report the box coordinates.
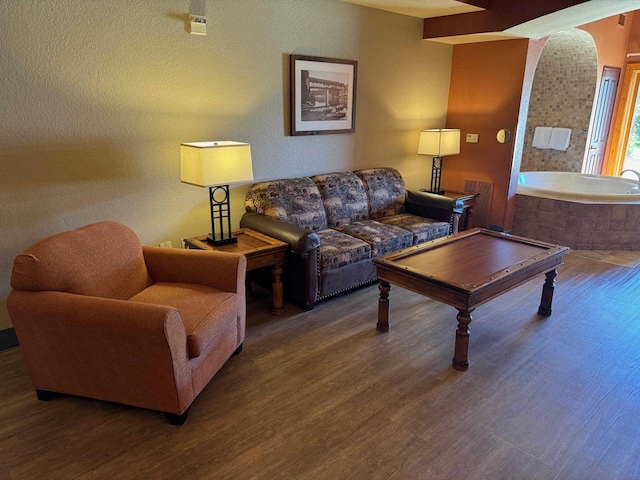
[379,213,450,245]
[354,167,407,219]
[245,177,327,232]
[316,229,371,271]
[130,282,240,359]
[312,171,369,227]
[336,220,413,257]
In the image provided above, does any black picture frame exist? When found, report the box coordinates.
[290,54,357,136]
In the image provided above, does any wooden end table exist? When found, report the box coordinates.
[373,228,569,370]
[183,228,288,315]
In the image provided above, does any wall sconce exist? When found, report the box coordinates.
[418,128,460,193]
[180,141,253,246]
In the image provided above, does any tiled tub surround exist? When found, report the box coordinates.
[511,194,640,250]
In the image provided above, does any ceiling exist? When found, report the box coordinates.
[342,0,640,44]
[342,0,484,19]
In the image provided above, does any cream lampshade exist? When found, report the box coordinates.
[180,141,254,246]
[418,129,460,193]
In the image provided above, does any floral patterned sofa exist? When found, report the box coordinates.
[240,167,464,310]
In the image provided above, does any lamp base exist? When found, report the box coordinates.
[206,233,238,247]
[431,156,443,194]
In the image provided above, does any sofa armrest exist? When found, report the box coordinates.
[405,190,465,234]
[405,190,465,213]
[143,246,246,294]
[240,212,320,255]
[7,290,193,413]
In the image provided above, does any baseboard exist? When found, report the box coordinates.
[0,328,19,351]
[488,224,505,232]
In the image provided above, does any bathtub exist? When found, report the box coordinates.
[512,171,640,250]
[517,171,640,203]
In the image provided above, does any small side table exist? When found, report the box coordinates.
[420,189,480,231]
[183,228,288,315]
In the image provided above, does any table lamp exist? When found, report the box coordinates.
[418,128,460,194]
[180,141,253,246]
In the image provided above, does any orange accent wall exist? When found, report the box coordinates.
[580,14,632,73]
[627,12,640,55]
[444,39,529,230]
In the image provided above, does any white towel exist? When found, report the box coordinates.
[532,127,552,149]
[549,127,572,151]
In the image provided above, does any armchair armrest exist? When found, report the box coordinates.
[143,246,246,294]
[7,290,193,413]
[240,212,320,255]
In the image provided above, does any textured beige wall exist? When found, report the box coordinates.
[0,0,453,330]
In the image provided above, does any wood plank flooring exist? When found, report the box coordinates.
[1,251,640,479]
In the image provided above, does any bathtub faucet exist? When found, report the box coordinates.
[620,169,640,193]
[621,169,640,183]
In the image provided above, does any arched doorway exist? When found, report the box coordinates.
[520,29,599,172]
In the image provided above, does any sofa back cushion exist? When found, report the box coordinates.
[10,221,152,299]
[312,171,369,228]
[245,177,328,232]
[355,167,407,219]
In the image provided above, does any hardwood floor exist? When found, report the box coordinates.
[2,251,640,479]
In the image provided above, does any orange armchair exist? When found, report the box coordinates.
[7,221,246,425]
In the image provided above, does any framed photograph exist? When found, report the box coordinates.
[290,55,357,136]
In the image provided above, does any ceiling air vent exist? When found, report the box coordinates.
[618,14,627,28]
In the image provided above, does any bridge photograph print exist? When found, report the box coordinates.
[290,54,357,136]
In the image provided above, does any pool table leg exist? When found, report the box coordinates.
[538,269,558,316]
[453,309,473,371]
[377,281,391,332]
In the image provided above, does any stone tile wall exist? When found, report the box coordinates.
[521,30,597,173]
[511,194,640,251]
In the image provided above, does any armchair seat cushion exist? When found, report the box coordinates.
[316,229,371,271]
[336,220,413,257]
[130,282,241,359]
[378,213,450,245]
